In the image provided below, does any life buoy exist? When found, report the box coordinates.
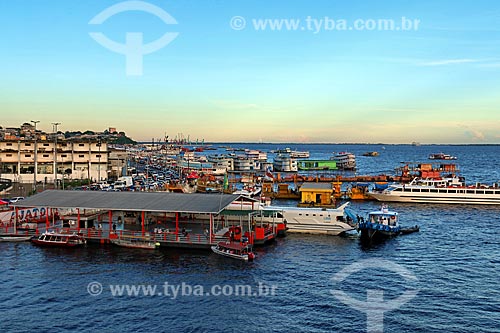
[234,226,241,235]
[391,216,396,220]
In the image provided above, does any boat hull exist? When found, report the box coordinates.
[111,239,159,250]
[31,239,85,247]
[369,192,500,205]
[211,246,250,261]
[0,236,31,242]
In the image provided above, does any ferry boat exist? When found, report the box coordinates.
[31,231,86,247]
[273,154,298,172]
[368,175,500,205]
[111,238,160,250]
[331,152,356,170]
[429,153,457,160]
[211,241,255,261]
[273,148,310,158]
[264,202,356,235]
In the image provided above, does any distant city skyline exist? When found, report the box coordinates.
[1,0,499,143]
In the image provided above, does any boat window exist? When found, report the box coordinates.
[430,189,439,193]
[421,188,429,192]
[476,190,485,195]
[448,189,456,194]
[485,190,493,195]
[305,214,309,216]
[394,188,403,192]
[312,214,316,216]
[466,189,474,194]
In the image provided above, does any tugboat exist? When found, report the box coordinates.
[357,205,419,240]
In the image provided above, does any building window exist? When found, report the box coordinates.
[43,154,49,158]
[43,143,49,146]
[6,154,12,157]
[25,154,31,157]
[79,155,84,158]
[79,144,85,147]
[96,154,101,158]
[24,143,31,147]
[61,154,67,158]
[6,143,12,146]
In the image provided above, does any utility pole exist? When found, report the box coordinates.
[31,120,40,194]
[52,122,60,189]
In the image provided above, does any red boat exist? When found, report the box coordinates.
[31,231,86,247]
[211,241,255,261]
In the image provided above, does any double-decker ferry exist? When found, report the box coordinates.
[368,176,500,205]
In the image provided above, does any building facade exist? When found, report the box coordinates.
[0,138,109,183]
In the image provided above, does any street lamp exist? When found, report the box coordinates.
[31,120,40,194]
[52,122,60,189]
[97,137,102,182]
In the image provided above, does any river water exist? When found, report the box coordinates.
[1,144,499,332]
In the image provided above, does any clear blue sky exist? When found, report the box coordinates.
[1,0,499,143]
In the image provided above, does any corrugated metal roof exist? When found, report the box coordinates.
[12,190,241,214]
[299,182,333,191]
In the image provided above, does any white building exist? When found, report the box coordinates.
[0,138,109,183]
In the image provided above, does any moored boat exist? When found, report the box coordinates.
[331,152,356,170]
[357,205,401,240]
[31,231,86,247]
[0,235,32,242]
[358,205,419,240]
[368,175,500,205]
[264,202,356,235]
[111,238,160,250]
[211,241,255,261]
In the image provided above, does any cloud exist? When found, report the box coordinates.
[419,59,478,66]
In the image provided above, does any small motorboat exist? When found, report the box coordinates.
[111,238,160,250]
[211,241,255,261]
[31,231,86,247]
[358,205,419,240]
[0,235,32,242]
[362,151,379,157]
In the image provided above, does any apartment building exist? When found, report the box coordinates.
[0,138,109,183]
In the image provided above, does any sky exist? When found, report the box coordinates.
[1,0,499,143]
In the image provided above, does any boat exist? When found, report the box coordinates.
[362,151,379,157]
[264,202,356,235]
[357,205,419,240]
[272,148,310,158]
[31,231,86,247]
[111,237,160,250]
[273,154,298,172]
[211,241,255,261]
[331,152,356,170]
[368,175,500,204]
[429,153,457,160]
[0,235,32,242]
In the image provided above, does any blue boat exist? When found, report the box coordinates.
[358,205,418,240]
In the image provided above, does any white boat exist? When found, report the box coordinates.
[264,202,356,235]
[369,176,500,205]
[429,153,457,160]
[273,154,298,172]
[0,235,32,242]
[331,152,356,170]
[111,238,160,249]
[273,147,310,158]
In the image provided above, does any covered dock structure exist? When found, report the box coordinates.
[12,190,243,249]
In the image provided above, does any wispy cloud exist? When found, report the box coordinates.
[419,59,478,66]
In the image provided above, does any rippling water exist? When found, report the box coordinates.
[1,144,499,332]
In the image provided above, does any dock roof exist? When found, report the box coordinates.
[299,182,333,191]
[12,190,241,214]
